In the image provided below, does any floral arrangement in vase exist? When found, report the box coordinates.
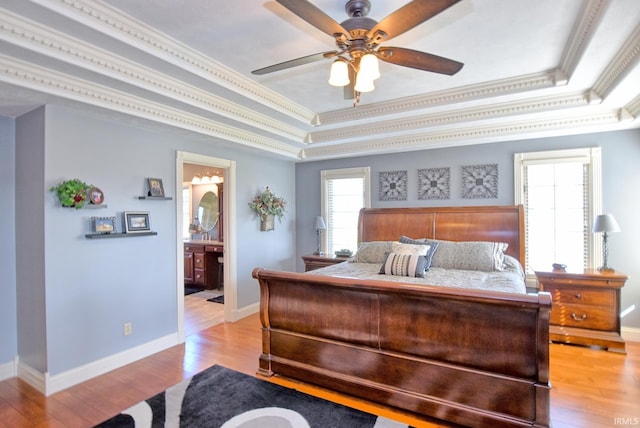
[248,186,287,222]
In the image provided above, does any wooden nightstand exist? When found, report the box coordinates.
[535,269,627,353]
[302,254,349,272]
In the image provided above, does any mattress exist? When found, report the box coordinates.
[307,255,526,294]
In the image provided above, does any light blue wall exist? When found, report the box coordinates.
[295,128,640,330]
[0,116,17,365]
[2,104,295,376]
[16,107,47,372]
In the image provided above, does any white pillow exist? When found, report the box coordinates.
[391,241,430,257]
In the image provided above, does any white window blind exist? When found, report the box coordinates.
[514,148,602,282]
[321,167,370,256]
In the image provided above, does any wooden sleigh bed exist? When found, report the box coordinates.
[253,205,551,427]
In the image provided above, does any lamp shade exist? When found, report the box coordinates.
[593,214,620,233]
[328,60,350,87]
[315,216,326,230]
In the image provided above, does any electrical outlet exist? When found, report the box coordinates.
[123,322,132,336]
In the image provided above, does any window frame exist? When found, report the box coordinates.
[320,167,371,256]
[514,147,602,285]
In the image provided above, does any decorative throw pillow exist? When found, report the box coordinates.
[391,241,430,257]
[350,241,393,263]
[399,235,439,270]
[428,239,509,272]
[379,252,428,278]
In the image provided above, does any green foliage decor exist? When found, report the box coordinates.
[50,178,92,209]
[248,186,286,221]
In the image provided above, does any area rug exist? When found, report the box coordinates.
[93,365,408,427]
[184,286,203,296]
[207,295,224,304]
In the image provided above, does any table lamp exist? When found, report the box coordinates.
[592,214,620,272]
[314,216,326,255]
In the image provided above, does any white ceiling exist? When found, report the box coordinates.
[0,0,639,160]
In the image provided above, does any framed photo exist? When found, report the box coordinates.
[147,178,165,197]
[123,211,151,233]
[91,216,116,234]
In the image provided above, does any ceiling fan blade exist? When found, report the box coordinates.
[367,0,461,43]
[276,0,349,38]
[377,47,463,76]
[252,52,335,75]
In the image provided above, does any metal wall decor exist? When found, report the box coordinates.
[379,170,408,201]
[418,167,450,200]
[461,164,499,199]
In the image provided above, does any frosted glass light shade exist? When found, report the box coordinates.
[354,72,375,92]
[359,53,380,80]
[328,60,350,86]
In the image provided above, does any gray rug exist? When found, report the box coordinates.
[207,295,224,304]
[93,365,408,427]
[184,286,203,296]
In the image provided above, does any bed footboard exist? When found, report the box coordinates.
[253,268,551,428]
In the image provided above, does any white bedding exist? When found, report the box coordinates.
[307,255,526,294]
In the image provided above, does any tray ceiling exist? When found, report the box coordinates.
[0,0,639,160]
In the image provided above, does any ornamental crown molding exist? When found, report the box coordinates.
[0,54,301,159]
[301,111,626,160]
[307,92,592,144]
[0,6,306,143]
[558,0,610,79]
[592,23,640,99]
[314,71,560,126]
[29,0,316,124]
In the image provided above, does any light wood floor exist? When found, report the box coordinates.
[184,288,224,336]
[0,314,638,427]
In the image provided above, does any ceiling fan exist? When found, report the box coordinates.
[252,0,464,103]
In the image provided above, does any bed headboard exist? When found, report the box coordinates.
[357,205,525,266]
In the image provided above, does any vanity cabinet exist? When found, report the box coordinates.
[184,243,223,289]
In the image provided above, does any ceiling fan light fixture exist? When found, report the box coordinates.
[328,60,350,86]
[354,71,375,93]
[358,53,380,80]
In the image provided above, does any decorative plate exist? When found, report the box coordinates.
[88,187,104,205]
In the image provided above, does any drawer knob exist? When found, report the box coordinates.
[196,258,201,263]
[574,293,581,299]
[570,313,587,321]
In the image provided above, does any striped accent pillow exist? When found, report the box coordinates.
[379,252,428,278]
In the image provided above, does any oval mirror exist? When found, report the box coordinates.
[198,191,219,232]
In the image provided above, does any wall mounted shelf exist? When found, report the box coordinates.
[138,196,172,200]
[84,204,108,209]
[85,232,157,239]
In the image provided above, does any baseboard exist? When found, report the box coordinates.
[18,332,180,396]
[0,357,17,381]
[231,301,259,322]
[622,326,640,343]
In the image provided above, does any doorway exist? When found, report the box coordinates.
[176,151,236,342]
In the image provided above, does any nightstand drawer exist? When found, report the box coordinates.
[549,303,616,330]
[544,287,614,306]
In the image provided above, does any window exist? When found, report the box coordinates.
[321,167,371,256]
[514,148,602,283]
